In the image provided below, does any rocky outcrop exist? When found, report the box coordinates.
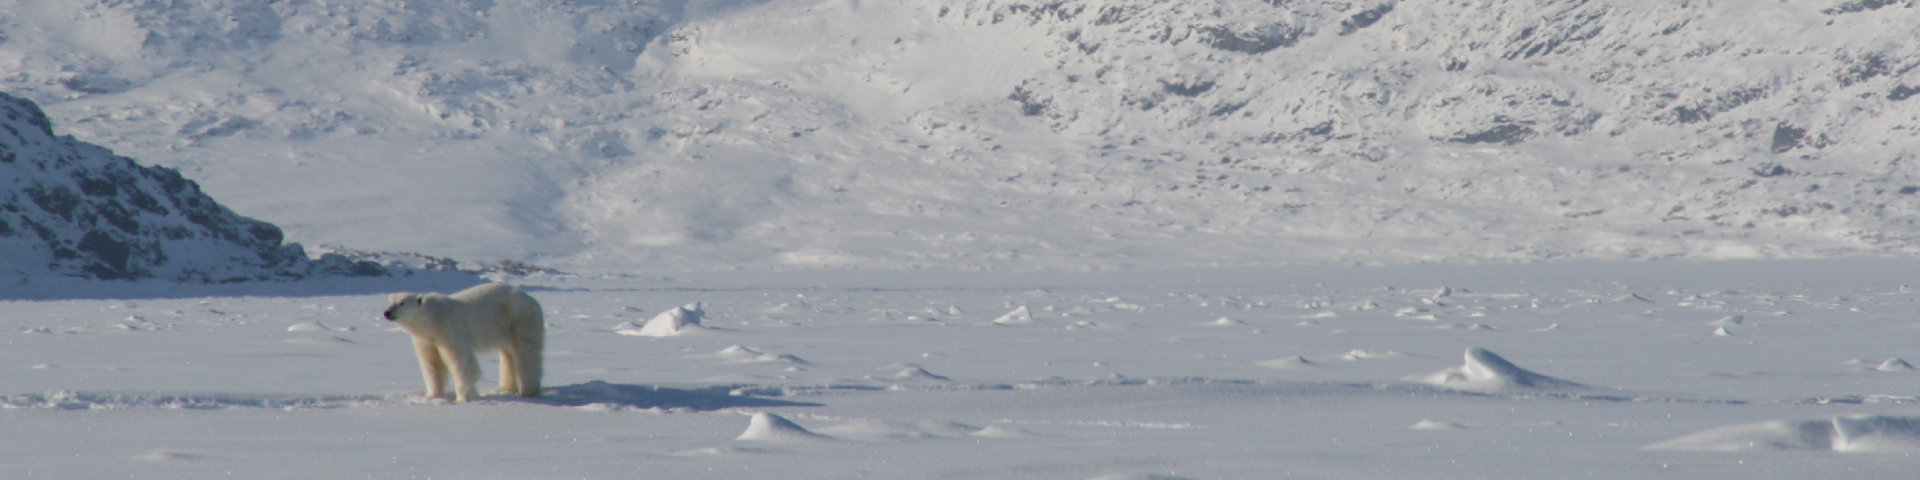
[0,92,382,282]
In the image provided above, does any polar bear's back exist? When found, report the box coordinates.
[450,282,538,311]
[447,282,544,349]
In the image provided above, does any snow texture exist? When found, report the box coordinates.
[5,261,1920,478]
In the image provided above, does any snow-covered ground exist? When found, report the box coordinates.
[7,1,1920,477]
[8,259,1920,478]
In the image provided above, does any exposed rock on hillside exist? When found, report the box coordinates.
[0,92,382,282]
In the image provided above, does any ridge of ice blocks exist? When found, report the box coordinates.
[735,412,830,442]
[623,303,708,337]
[1406,348,1582,392]
[1647,415,1920,453]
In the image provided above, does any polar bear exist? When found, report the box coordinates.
[383,282,545,403]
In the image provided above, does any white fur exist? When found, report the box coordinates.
[384,282,545,402]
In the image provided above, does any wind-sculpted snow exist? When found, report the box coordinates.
[8,262,1920,477]
[4,0,1917,271]
[1648,415,1920,453]
[1407,347,1587,392]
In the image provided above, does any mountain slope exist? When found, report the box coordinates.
[4,0,1917,271]
[0,92,381,282]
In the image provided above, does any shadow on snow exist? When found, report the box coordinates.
[511,381,823,411]
[1,382,819,411]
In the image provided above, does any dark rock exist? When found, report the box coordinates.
[0,92,383,282]
[1338,4,1394,36]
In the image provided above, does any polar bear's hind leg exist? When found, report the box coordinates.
[514,338,543,397]
[496,349,521,394]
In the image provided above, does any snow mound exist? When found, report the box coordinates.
[887,366,953,381]
[624,303,709,337]
[1341,349,1410,361]
[710,345,763,360]
[992,306,1036,325]
[1207,317,1247,326]
[1878,358,1917,372]
[1254,356,1320,370]
[1406,348,1584,392]
[735,412,832,443]
[1647,415,1920,453]
[746,353,811,365]
[1410,419,1468,430]
[1708,315,1745,326]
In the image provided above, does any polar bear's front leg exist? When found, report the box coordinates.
[441,345,483,403]
[413,338,449,400]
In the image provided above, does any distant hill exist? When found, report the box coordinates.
[4,0,1917,271]
[0,92,384,282]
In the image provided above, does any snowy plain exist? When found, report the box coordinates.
[5,0,1920,478]
[10,260,1920,478]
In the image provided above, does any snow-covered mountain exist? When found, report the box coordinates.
[0,92,386,282]
[4,0,1917,272]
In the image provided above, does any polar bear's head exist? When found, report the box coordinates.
[383,293,430,323]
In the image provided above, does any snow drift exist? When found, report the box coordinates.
[1407,347,1584,392]
[1647,415,1920,453]
[735,412,832,442]
[620,303,710,337]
